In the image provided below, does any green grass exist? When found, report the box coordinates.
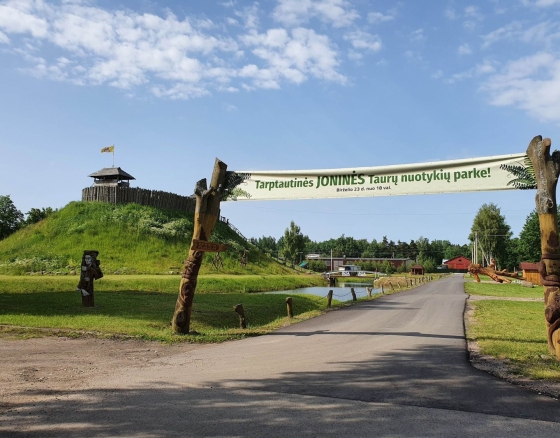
[0,274,332,343]
[0,201,295,276]
[464,281,544,299]
[465,282,560,382]
[0,274,325,294]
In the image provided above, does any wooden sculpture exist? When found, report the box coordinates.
[240,249,248,268]
[76,250,103,307]
[171,159,228,334]
[526,135,560,359]
[467,263,523,284]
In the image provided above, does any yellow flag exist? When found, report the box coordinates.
[101,146,114,153]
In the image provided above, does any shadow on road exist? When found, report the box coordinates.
[2,344,559,438]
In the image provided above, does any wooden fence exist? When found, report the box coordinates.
[82,186,196,212]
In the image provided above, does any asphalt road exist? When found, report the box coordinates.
[2,274,560,437]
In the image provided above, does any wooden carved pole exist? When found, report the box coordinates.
[526,136,560,359]
[172,159,228,334]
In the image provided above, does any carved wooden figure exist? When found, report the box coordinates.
[172,159,228,334]
[240,249,248,268]
[467,263,523,284]
[526,135,560,359]
[76,250,103,307]
[212,252,224,270]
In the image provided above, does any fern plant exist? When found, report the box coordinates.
[500,156,536,190]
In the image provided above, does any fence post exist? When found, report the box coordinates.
[233,304,247,328]
[286,297,293,318]
[351,287,357,301]
[327,290,333,308]
[381,284,384,294]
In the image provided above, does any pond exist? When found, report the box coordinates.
[264,281,383,301]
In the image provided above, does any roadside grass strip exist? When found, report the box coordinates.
[465,281,560,382]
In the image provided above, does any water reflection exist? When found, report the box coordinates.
[265,282,382,301]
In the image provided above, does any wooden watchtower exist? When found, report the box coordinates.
[88,167,135,188]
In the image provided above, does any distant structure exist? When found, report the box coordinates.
[82,166,196,212]
[519,262,542,286]
[306,255,413,271]
[88,167,135,188]
[410,264,424,275]
[443,255,471,273]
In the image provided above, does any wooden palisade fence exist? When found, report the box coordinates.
[82,186,196,212]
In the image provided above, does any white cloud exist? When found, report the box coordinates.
[0,1,348,99]
[481,22,523,48]
[522,0,560,6]
[444,7,457,20]
[242,27,346,87]
[0,30,9,43]
[222,102,238,111]
[432,70,443,79]
[403,50,424,64]
[0,2,49,37]
[462,5,484,31]
[343,30,382,52]
[458,44,472,55]
[347,50,363,61]
[480,52,560,123]
[272,0,359,28]
[367,11,394,24]
[481,21,560,49]
[444,60,497,83]
[235,2,260,30]
[464,5,483,18]
[410,29,425,43]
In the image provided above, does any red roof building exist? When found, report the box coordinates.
[444,256,471,272]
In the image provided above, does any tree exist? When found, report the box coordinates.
[517,210,541,263]
[250,235,277,256]
[516,208,560,264]
[442,241,469,260]
[24,207,54,226]
[282,221,307,268]
[0,195,24,240]
[469,203,512,268]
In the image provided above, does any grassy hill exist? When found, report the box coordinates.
[0,201,292,276]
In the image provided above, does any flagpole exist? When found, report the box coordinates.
[113,145,115,167]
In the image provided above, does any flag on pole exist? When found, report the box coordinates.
[101,146,114,153]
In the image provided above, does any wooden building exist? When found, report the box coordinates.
[306,255,413,272]
[443,255,471,273]
[519,262,542,286]
[410,265,424,275]
[88,167,135,188]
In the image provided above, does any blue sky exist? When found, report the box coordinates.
[1,0,559,246]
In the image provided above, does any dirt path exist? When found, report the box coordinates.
[0,334,207,412]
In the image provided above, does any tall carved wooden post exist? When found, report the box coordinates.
[172,159,228,334]
[526,136,560,359]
